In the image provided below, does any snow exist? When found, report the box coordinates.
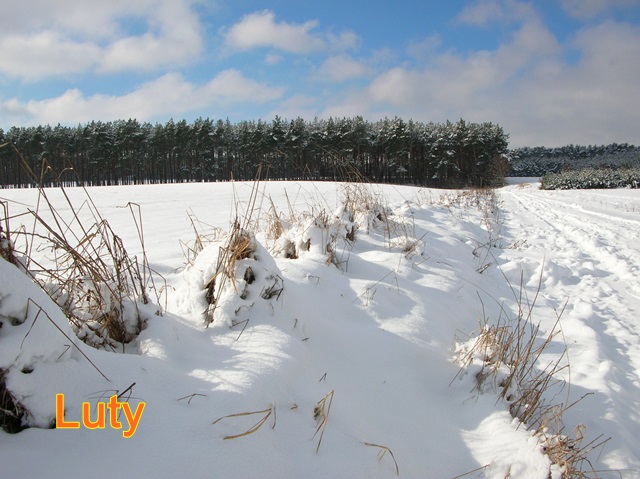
[1,181,639,478]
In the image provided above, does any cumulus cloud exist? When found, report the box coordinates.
[223,10,358,55]
[0,71,284,126]
[318,56,371,82]
[224,10,323,53]
[511,20,640,145]
[99,1,203,73]
[456,0,537,26]
[265,53,284,65]
[368,19,559,110]
[268,95,319,120]
[0,0,203,79]
[561,0,640,19]
[0,0,144,38]
[0,31,101,78]
[406,35,442,61]
[325,17,640,147]
[327,31,360,51]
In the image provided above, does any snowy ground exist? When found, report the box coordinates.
[1,181,639,478]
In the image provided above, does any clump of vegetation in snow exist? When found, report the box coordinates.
[183,178,290,325]
[1,157,161,350]
[430,188,503,272]
[541,167,640,190]
[185,179,428,327]
[454,278,609,477]
[509,143,639,177]
[1,205,18,266]
[0,370,28,433]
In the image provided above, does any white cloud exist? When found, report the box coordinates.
[0,31,101,79]
[223,10,359,55]
[0,0,203,79]
[326,18,640,147]
[368,19,559,111]
[319,88,377,120]
[318,56,371,82]
[0,71,284,126]
[204,70,284,104]
[327,31,360,51]
[561,0,640,19]
[406,34,442,61]
[100,1,203,72]
[0,0,148,38]
[456,0,537,26]
[511,20,640,145]
[265,53,284,65]
[224,10,323,54]
[268,95,319,120]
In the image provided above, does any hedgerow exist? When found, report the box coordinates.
[540,168,640,190]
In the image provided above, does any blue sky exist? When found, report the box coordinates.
[1,0,639,147]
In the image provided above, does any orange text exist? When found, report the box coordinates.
[55,393,145,438]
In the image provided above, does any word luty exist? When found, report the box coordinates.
[55,393,145,438]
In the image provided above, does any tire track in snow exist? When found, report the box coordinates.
[500,187,640,473]
[502,189,640,384]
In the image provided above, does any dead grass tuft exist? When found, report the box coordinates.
[2,153,161,350]
[204,220,257,324]
[313,389,334,453]
[454,271,609,478]
[0,202,19,267]
[0,370,28,433]
[203,172,263,325]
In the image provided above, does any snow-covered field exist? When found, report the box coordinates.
[1,181,639,478]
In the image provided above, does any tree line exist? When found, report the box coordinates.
[510,143,640,177]
[0,116,510,189]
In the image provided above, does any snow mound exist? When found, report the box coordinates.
[0,181,638,478]
[0,259,103,430]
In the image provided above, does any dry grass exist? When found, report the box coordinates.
[538,422,610,478]
[313,389,334,453]
[454,272,609,478]
[204,219,257,325]
[0,202,19,266]
[339,183,387,234]
[212,405,276,440]
[2,153,160,350]
[201,171,269,325]
[24,199,154,348]
[180,213,226,267]
[0,370,28,433]
[364,442,400,476]
[444,186,611,477]
[263,197,285,241]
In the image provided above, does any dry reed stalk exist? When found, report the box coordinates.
[455,268,608,477]
[28,211,147,347]
[205,169,268,324]
[313,389,334,453]
[205,220,256,324]
[212,406,275,440]
[364,442,400,476]
[177,393,207,404]
[264,197,284,241]
[23,298,110,381]
[3,154,158,348]
[0,202,19,266]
